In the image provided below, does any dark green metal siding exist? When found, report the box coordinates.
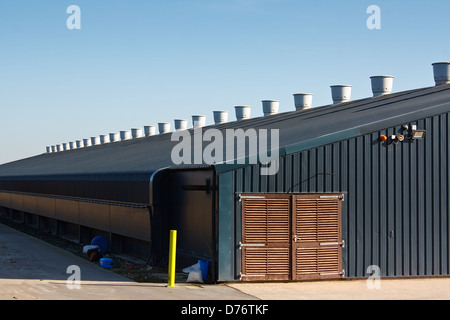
[220,111,450,280]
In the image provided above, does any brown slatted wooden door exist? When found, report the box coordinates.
[240,195,291,281]
[292,194,344,281]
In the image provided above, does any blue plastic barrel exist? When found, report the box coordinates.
[91,236,109,255]
[198,260,210,282]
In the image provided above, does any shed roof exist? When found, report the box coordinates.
[1,84,450,178]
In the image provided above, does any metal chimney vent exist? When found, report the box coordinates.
[262,100,279,116]
[131,128,143,138]
[158,123,171,134]
[69,141,77,150]
[83,138,92,147]
[120,131,131,141]
[331,85,352,104]
[100,135,110,144]
[109,133,120,142]
[144,126,156,136]
[174,119,188,131]
[432,62,450,86]
[192,115,206,128]
[235,106,251,121]
[213,111,228,125]
[370,76,394,97]
[293,93,313,111]
[91,137,100,146]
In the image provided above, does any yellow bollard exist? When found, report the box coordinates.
[168,230,177,287]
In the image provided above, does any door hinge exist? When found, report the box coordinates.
[240,274,266,278]
[320,194,345,201]
[320,240,345,248]
[238,194,266,202]
[320,270,345,277]
[239,242,265,250]
[239,274,265,280]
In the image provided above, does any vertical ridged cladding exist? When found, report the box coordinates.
[230,111,450,279]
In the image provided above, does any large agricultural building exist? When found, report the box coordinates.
[1,62,450,282]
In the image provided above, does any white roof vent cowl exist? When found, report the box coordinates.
[109,133,120,142]
[174,119,188,131]
[91,137,100,145]
[331,85,352,104]
[213,111,228,125]
[99,135,110,144]
[432,62,450,86]
[144,126,156,136]
[120,131,131,141]
[76,140,84,148]
[131,128,143,138]
[158,123,171,134]
[293,93,313,111]
[370,76,394,97]
[262,100,279,116]
[235,106,251,121]
[83,138,92,147]
[192,115,206,128]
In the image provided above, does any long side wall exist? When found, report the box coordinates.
[0,191,151,259]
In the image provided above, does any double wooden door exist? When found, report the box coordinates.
[240,194,344,282]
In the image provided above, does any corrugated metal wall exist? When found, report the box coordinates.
[226,112,450,279]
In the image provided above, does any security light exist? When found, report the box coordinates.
[406,124,426,140]
[411,129,426,140]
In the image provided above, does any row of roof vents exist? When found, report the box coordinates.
[46,62,450,153]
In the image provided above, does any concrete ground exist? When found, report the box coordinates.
[0,223,253,300]
[229,277,450,300]
[1,222,450,300]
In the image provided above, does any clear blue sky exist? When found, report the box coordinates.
[1,0,450,164]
